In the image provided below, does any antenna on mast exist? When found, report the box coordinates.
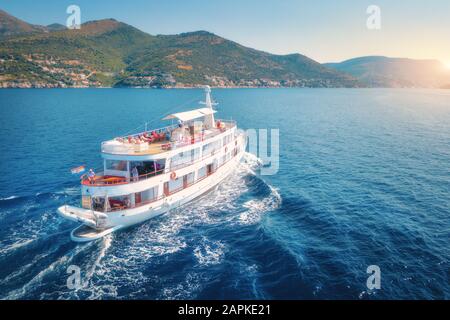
[200,85,218,109]
[200,85,218,128]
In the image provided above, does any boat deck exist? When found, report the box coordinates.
[102,121,235,156]
[134,140,168,155]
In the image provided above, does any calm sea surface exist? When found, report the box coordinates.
[0,88,448,299]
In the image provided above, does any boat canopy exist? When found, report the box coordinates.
[163,108,216,122]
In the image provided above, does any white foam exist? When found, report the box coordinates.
[172,152,268,225]
[0,195,19,201]
[161,272,205,300]
[193,238,226,266]
[71,222,186,299]
[239,185,282,225]
[55,187,80,196]
[2,246,61,284]
[242,152,264,168]
[62,235,132,300]
[0,238,34,255]
[0,210,63,255]
[85,234,113,280]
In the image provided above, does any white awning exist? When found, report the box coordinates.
[163,108,216,122]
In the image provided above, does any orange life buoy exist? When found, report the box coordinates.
[170,171,177,180]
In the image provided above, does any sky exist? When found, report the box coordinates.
[1,0,449,65]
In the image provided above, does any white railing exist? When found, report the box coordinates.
[101,119,236,155]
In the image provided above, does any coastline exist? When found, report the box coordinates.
[0,85,448,89]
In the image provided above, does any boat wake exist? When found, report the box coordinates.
[2,241,96,299]
[0,152,281,299]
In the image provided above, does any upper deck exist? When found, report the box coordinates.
[101,119,236,157]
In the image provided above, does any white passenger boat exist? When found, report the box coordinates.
[58,86,246,242]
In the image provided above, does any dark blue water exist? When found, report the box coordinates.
[0,88,448,299]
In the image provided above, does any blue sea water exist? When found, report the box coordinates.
[0,88,448,300]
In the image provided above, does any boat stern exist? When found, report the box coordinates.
[57,205,107,229]
[58,205,123,242]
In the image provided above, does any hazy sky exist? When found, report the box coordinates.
[1,0,449,65]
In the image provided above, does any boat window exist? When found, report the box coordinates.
[128,160,165,179]
[130,160,163,177]
[155,159,165,172]
[193,148,201,160]
[219,154,226,166]
[105,159,128,171]
[223,134,232,146]
[168,177,183,193]
[202,139,221,157]
[141,186,158,202]
[207,163,214,175]
[185,172,195,187]
[108,195,131,211]
[92,196,105,212]
[171,150,193,168]
[197,166,207,180]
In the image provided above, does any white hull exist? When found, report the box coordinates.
[59,145,245,242]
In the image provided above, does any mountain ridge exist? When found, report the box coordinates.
[325,56,450,88]
[0,9,362,88]
[3,10,448,89]
[0,9,48,37]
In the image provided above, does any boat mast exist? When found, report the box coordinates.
[204,85,216,128]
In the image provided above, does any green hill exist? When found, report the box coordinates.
[0,10,359,88]
[121,31,357,88]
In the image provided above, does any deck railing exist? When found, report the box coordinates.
[101,119,236,155]
[81,168,165,186]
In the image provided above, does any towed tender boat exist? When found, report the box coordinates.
[58,86,247,241]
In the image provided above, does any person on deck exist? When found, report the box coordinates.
[131,166,139,182]
[88,169,95,184]
[165,128,171,141]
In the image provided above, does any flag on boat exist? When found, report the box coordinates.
[71,165,86,174]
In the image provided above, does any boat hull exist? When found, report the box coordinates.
[62,146,245,242]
